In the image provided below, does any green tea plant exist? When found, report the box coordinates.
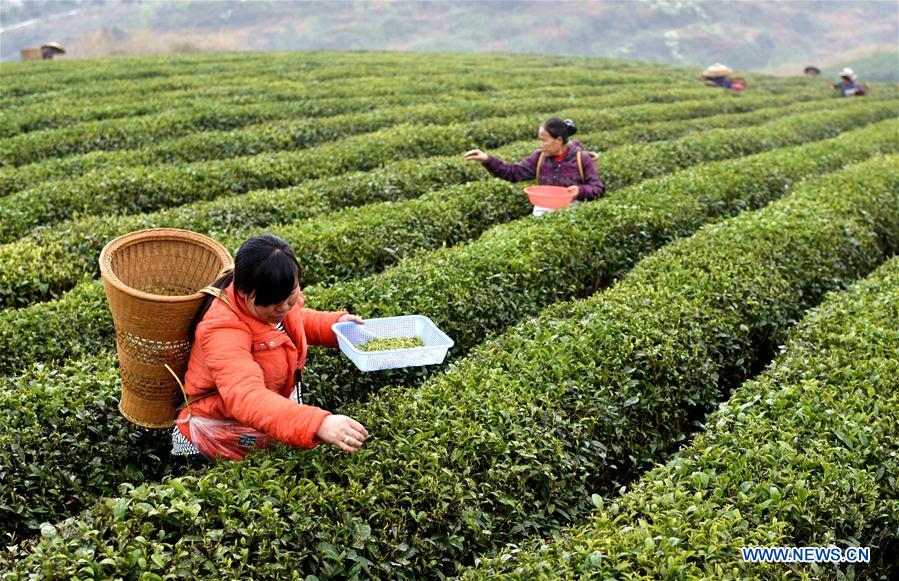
[6,155,896,578]
[473,255,899,578]
[0,126,894,541]
[0,95,844,308]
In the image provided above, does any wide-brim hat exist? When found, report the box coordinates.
[40,42,66,54]
[839,67,856,81]
[703,63,732,78]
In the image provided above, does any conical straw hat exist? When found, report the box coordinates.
[40,42,66,53]
[703,63,732,77]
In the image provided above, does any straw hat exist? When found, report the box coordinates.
[703,63,732,78]
[40,42,66,54]
[839,67,856,81]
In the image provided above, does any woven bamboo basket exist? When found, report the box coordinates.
[99,228,233,428]
[20,48,42,61]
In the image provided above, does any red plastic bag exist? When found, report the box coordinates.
[177,414,271,461]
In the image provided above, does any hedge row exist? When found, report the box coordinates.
[1,93,844,246]
[0,111,892,373]
[0,70,699,137]
[7,154,896,578]
[0,126,894,540]
[0,62,688,104]
[1,75,838,171]
[475,255,899,579]
[235,180,532,287]
[0,52,303,98]
[296,110,899,409]
[1,52,677,94]
[2,60,669,110]
[0,94,838,308]
[0,87,722,194]
[2,84,514,167]
[0,109,893,373]
[2,67,598,144]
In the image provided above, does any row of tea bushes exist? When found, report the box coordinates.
[234,181,532,287]
[1,82,523,167]
[0,81,471,141]
[0,95,841,308]
[0,352,172,541]
[0,51,684,93]
[0,87,725,194]
[0,94,834,250]
[0,70,699,137]
[2,57,670,113]
[7,155,896,577]
[1,105,889,372]
[3,60,695,107]
[295,112,899,408]
[475,254,899,578]
[0,126,894,538]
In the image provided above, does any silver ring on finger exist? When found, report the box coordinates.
[342,435,351,444]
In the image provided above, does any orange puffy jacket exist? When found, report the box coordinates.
[176,283,346,456]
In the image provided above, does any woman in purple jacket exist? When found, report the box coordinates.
[463,117,605,216]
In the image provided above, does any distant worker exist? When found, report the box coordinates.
[702,63,733,89]
[463,117,605,217]
[833,68,866,97]
[804,65,821,77]
[40,42,66,60]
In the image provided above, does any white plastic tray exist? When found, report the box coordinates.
[332,315,454,372]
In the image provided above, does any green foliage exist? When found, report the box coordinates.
[2,54,896,575]
[8,155,897,578]
[0,92,841,308]
[359,337,425,352]
[0,87,722,194]
[0,353,171,540]
[0,90,840,244]
[476,254,899,578]
[0,102,887,378]
[0,121,894,544]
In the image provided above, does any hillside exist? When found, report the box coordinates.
[1,51,898,577]
[1,0,896,78]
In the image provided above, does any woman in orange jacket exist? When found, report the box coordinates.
[172,234,368,463]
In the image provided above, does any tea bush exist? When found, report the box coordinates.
[0,94,841,308]
[6,155,896,578]
[474,255,899,578]
[0,125,894,540]
[2,106,891,373]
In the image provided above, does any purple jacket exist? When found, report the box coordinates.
[482,140,605,201]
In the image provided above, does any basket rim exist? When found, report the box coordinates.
[99,228,234,304]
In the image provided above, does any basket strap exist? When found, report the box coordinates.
[174,280,236,409]
[164,364,220,413]
[535,152,546,182]
[200,285,237,315]
[180,388,220,409]
[576,150,584,182]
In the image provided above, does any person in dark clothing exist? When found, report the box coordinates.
[40,42,65,60]
[833,68,866,97]
[702,63,733,89]
[804,66,821,77]
[463,117,605,217]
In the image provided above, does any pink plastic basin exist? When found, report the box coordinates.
[523,185,578,209]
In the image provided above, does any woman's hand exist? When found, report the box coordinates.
[567,185,580,197]
[463,149,489,162]
[338,313,365,324]
[316,414,369,453]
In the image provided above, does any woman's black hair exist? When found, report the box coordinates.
[190,234,300,339]
[542,117,578,144]
[233,234,300,306]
